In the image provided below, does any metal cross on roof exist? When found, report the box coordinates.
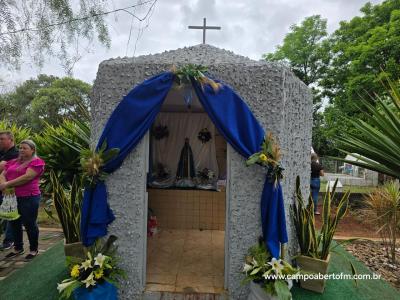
[188,18,221,44]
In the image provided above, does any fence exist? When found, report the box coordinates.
[319,157,366,178]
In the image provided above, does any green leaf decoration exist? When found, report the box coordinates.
[274,280,291,300]
[172,64,222,92]
[246,153,261,166]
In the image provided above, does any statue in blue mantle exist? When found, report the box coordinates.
[175,137,196,188]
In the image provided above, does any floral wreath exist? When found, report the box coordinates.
[151,125,169,140]
[246,132,284,184]
[198,128,212,144]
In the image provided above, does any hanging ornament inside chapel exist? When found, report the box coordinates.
[198,128,212,144]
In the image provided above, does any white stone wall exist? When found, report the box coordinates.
[91,45,312,299]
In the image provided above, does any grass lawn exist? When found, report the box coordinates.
[0,240,399,299]
[0,241,67,300]
[320,182,375,194]
[292,242,400,299]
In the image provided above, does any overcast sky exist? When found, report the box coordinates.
[4,0,383,86]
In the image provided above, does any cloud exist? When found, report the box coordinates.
[3,0,383,86]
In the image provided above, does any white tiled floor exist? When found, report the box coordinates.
[146,229,225,293]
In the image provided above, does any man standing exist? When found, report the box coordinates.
[0,131,19,250]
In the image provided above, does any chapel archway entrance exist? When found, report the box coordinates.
[145,84,227,293]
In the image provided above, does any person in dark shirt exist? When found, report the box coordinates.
[310,153,324,215]
[0,131,19,250]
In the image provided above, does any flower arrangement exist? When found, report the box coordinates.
[171,64,222,92]
[198,128,212,144]
[246,132,284,184]
[57,236,125,299]
[151,125,169,140]
[197,168,215,184]
[80,140,119,187]
[242,239,300,300]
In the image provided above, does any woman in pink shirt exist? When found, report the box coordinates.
[0,140,45,259]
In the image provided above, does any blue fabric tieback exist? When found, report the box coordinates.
[261,180,288,258]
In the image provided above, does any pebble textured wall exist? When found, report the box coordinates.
[91,44,312,299]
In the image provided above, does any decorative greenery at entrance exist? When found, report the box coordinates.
[80,141,119,187]
[246,132,284,184]
[242,239,300,300]
[57,236,125,299]
[171,64,222,92]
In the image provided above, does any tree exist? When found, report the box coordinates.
[264,15,331,154]
[29,77,91,130]
[321,0,400,144]
[0,74,57,126]
[0,75,91,131]
[0,1,157,71]
[264,15,328,89]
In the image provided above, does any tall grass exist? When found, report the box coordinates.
[363,181,400,264]
[49,170,83,244]
[291,176,350,260]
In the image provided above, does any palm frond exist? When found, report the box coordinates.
[335,82,400,179]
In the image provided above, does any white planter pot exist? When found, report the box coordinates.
[247,281,279,300]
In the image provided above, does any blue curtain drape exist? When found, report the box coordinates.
[81,72,174,246]
[192,81,288,258]
[80,72,288,258]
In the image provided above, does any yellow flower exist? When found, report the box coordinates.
[94,269,104,279]
[259,153,267,162]
[70,265,80,278]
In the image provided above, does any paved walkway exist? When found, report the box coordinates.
[0,227,63,280]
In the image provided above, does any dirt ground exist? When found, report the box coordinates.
[313,203,400,290]
[314,203,379,238]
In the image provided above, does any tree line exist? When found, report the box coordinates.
[264,0,400,157]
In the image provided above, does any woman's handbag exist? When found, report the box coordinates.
[0,188,20,220]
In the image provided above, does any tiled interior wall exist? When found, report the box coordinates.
[148,188,226,230]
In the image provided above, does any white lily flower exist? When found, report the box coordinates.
[252,258,259,267]
[57,280,76,293]
[81,259,92,270]
[267,257,284,275]
[82,272,97,288]
[243,263,253,273]
[94,253,106,268]
[287,279,293,290]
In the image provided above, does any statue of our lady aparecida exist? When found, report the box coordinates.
[175,137,196,188]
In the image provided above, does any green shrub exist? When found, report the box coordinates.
[34,119,90,194]
[363,181,400,264]
[0,120,31,144]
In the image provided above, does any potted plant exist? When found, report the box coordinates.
[49,170,86,258]
[48,141,119,258]
[57,235,125,300]
[291,176,356,293]
[242,238,300,300]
